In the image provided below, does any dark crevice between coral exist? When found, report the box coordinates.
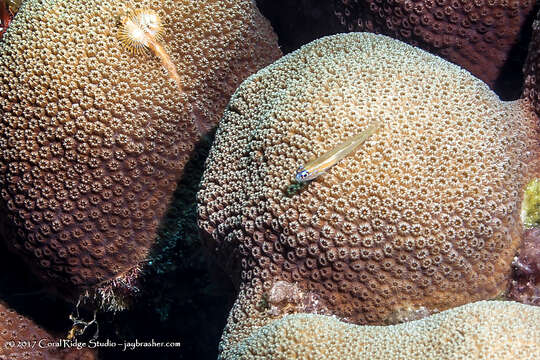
[0,128,235,359]
[96,128,235,360]
[494,1,539,101]
[0,212,75,336]
[256,0,343,54]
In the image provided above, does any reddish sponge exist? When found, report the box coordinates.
[334,0,535,87]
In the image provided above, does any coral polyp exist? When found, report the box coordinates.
[198,32,540,357]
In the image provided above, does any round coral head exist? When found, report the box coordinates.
[0,0,280,300]
[198,34,540,355]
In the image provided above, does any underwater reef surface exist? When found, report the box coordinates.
[257,0,539,100]
[523,7,540,117]
[0,0,539,359]
[0,0,276,358]
[0,0,279,303]
[227,301,540,360]
[0,132,234,359]
[333,0,537,94]
[197,32,540,358]
[509,227,540,306]
[0,300,96,360]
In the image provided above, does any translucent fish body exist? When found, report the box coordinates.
[295,121,380,183]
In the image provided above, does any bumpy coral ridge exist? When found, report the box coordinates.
[197,32,540,355]
[334,0,535,86]
[0,0,280,292]
[0,302,96,360]
[227,301,540,360]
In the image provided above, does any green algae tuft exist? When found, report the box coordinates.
[522,178,540,228]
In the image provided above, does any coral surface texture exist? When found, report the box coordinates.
[523,8,540,115]
[0,0,280,295]
[0,302,96,360]
[334,0,535,87]
[228,301,540,360]
[198,32,540,357]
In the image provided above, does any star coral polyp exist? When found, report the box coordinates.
[227,301,540,360]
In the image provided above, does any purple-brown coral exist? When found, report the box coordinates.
[0,302,96,360]
[508,227,540,305]
[523,8,540,116]
[334,0,535,88]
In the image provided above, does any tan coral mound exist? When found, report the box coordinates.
[228,301,540,360]
[197,33,540,355]
[0,302,96,360]
[0,0,280,294]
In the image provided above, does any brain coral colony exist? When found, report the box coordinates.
[197,33,540,358]
[0,0,280,310]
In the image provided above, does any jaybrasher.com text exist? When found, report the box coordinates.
[4,338,182,351]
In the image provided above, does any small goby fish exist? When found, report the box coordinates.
[295,121,380,183]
